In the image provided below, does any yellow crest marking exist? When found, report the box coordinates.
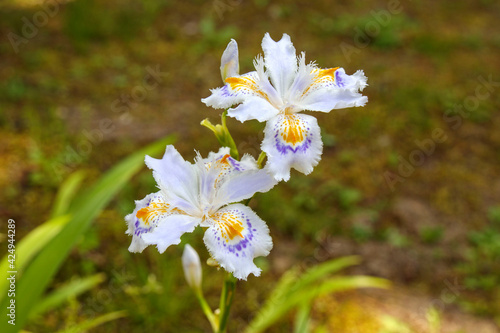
[302,67,339,96]
[215,212,244,242]
[280,115,305,146]
[216,154,231,166]
[225,76,272,104]
[136,202,182,226]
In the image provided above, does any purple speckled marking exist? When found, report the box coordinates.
[215,154,244,173]
[226,229,255,254]
[220,85,235,97]
[215,210,258,256]
[132,193,166,236]
[335,70,345,87]
[134,219,152,236]
[272,115,313,155]
[275,135,313,155]
[227,157,243,171]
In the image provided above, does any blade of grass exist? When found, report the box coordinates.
[0,214,70,304]
[0,136,175,333]
[50,170,86,218]
[287,276,390,309]
[29,273,106,319]
[245,268,299,333]
[247,275,389,333]
[290,256,361,293]
[55,310,127,333]
[293,302,311,333]
[0,171,87,302]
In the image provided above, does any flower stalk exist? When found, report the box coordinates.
[195,289,218,332]
[220,110,239,160]
[217,272,237,333]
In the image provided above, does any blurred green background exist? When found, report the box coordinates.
[1,0,500,332]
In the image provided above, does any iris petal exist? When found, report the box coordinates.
[261,33,298,97]
[203,204,272,280]
[297,68,368,112]
[261,114,323,181]
[125,192,183,253]
[142,214,199,253]
[145,145,200,214]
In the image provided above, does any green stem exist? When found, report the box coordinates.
[221,110,239,160]
[195,289,218,332]
[221,110,229,129]
[217,273,237,333]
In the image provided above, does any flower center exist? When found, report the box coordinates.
[280,100,297,115]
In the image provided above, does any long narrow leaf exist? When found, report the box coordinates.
[287,276,390,311]
[29,273,106,319]
[56,310,127,333]
[0,171,86,302]
[247,275,389,333]
[246,258,360,333]
[50,171,86,218]
[0,215,70,304]
[0,136,175,333]
[290,256,361,293]
[246,268,299,333]
[293,302,311,333]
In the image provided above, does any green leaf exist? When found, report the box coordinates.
[287,276,390,310]
[246,268,299,333]
[55,310,127,333]
[0,214,70,305]
[0,169,87,299]
[245,257,390,333]
[290,256,361,293]
[293,302,311,333]
[50,170,86,218]
[0,136,175,333]
[29,273,106,319]
[250,276,389,333]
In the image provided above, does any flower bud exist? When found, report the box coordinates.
[182,244,202,291]
[200,119,238,159]
[220,39,239,82]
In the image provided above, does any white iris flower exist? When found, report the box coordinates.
[203,33,368,181]
[125,145,276,280]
